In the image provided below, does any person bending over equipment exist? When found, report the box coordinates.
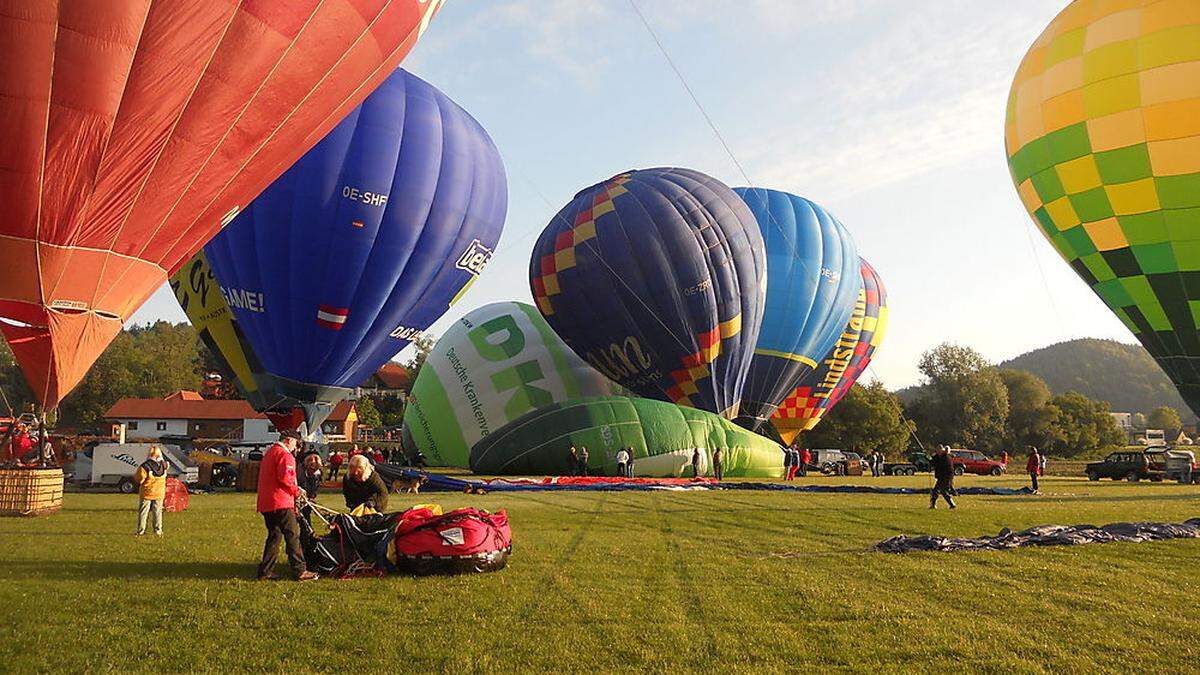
[343,455,389,512]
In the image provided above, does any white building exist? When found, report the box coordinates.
[1109,412,1133,429]
[105,391,279,442]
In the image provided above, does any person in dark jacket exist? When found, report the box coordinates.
[298,453,323,525]
[930,445,957,509]
[343,454,389,512]
[1026,447,1042,493]
[712,447,724,481]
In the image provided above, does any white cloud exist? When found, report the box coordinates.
[731,3,1062,200]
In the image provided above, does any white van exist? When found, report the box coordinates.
[71,443,199,493]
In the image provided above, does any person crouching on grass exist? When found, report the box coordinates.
[256,429,317,581]
[134,445,167,536]
[343,454,389,512]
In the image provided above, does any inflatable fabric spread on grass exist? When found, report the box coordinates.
[468,396,785,477]
[403,302,625,467]
[875,519,1200,554]
[374,467,1037,496]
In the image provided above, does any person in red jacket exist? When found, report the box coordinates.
[11,425,34,464]
[798,448,812,478]
[328,450,344,480]
[1025,447,1042,494]
[256,429,317,581]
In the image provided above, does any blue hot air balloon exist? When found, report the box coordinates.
[731,188,861,430]
[530,168,765,419]
[195,68,507,432]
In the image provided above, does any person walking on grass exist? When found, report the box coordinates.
[1026,446,1042,493]
[134,445,168,536]
[691,447,702,479]
[929,445,957,509]
[798,447,810,478]
[568,446,579,477]
[616,447,629,479]
[626,447,636,478]
[713,447,724,481]
[1039,449,1048,477]
[256,429,316,581]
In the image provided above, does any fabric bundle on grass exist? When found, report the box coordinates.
[876,519,1200,554]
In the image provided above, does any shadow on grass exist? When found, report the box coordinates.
[0,560,250,581]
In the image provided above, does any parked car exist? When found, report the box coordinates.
[949,449,1006,476]
[1085,450,1168,482]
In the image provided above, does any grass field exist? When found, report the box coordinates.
[0,475,1197,673]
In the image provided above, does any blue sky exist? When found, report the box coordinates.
[131,0,1133,389]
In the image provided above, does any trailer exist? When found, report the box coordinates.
[70,442,198,493]
[883,451,932,476]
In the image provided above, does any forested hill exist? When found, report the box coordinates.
[997,338,1194,419]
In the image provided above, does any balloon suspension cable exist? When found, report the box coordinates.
[627,0,810,266]
[1021,222,1069,340]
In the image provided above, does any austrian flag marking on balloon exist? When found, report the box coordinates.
[316,306,350,331]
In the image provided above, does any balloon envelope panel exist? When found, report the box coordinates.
[0,0,442,407]
[197,68,507,426]
[469,396,784,477]
[530,168,766,419]
[771,258,889,445]
[403,302,625,467]
[732,188,861,428]
[1006,0,1200,415]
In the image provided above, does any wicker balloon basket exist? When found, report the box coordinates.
[0,467,64,517]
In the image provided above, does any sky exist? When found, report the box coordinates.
[130,0,1136,390]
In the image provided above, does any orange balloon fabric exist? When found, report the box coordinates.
[0,0,444,407]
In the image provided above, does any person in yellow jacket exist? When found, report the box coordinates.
[134,445,168,536]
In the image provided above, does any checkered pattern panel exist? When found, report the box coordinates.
[1006,0,1200,408]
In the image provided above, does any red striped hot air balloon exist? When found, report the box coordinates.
[769,259,888,445]
[0,0,444,409]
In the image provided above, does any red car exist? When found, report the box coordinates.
[950,449,1006,476]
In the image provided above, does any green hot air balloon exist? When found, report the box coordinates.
[469,396,785,477]
[403,302,626,467]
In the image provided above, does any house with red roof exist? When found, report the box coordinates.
[357,361,410,399]
[104,391,358,442]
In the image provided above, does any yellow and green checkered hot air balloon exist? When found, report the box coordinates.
[1006,0,1200,414]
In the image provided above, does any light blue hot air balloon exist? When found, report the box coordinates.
[731,188,861,431]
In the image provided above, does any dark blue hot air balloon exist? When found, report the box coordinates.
[198,68,507,432]
[731,188,861,430]
[530,168,765,419]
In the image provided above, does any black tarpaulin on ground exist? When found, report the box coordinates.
[875,518,1200,553]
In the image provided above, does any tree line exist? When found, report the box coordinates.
[807,343,1131,459]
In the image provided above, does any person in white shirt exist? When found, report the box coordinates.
[615,447,630,478]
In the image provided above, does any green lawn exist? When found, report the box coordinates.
[0,475,1197,673]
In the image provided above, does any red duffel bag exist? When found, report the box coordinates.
[391,507,511,575]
